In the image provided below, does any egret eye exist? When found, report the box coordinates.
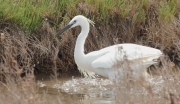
[74,20,77,23]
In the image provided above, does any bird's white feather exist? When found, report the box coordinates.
[58,15,163,81]
[87,19,95,27]
[91,44,162,69]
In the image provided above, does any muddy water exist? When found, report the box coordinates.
[1,70,179,104]
[36,73,115,104]
[35,71,180,104]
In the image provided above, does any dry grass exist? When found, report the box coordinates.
[113,55,180,104]
[0,19,78,75]
[0,1,180,104]
[0,20,77,103]
[0,0,180,75]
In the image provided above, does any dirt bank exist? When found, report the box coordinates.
[0,7,180,81]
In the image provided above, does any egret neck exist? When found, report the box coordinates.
[74,20,90,64]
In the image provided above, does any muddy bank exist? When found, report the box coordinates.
[1,1,180,103]
[0,10,180,80]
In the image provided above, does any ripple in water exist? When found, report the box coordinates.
[37,74,180,104]
[54,77,113,94]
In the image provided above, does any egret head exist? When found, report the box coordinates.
[54,15,94,38]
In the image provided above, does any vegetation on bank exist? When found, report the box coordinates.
[0,0,180,103]
[0,0,180,81]
[0,0,179,32]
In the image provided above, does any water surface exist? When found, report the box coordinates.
[36,73,114,104]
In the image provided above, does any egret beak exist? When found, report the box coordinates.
[54,22,74,38]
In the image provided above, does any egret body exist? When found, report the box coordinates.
[55,15,162,81]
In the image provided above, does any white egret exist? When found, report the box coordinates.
[55,15,163,81]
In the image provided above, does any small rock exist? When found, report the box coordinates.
[0,33,5,42]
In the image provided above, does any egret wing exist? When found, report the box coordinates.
[91,44,162,69]
[91,51,115,69]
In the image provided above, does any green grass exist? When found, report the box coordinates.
[0,0,179,32]
[0,0,71,32]
[158,0,176,22]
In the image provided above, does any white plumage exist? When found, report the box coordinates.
[55,15,163,81]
